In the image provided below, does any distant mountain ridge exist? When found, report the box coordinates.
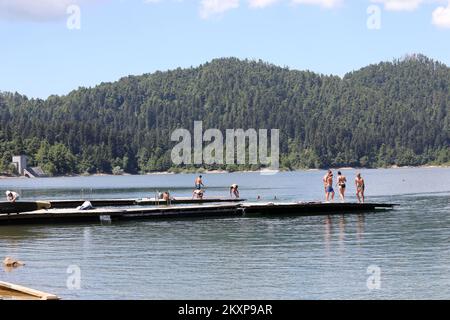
[0,54,449,175]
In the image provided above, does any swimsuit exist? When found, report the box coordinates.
[338,177,346,189]
[195,183,202,190]
[326,186,334,193]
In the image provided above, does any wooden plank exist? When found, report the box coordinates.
[0,281,59,300]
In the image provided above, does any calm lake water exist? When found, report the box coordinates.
[1,168,449,299]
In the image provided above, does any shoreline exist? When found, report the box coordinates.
[1,164,449,180]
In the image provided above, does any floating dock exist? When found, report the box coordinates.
[121,203,242,220]
[0,202,396,225]
[0,201,51,214]
[48,197,245,209]
[0,281,59,300]
[240,202,395,216]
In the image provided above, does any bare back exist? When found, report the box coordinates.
[326,175,333,187]
[355,177,364,189]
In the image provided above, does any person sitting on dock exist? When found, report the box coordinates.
[77,201,93,210]
[5,191,19,203]
[230,184,239,198]
[336,171,347,202]
[355,173,365,203]
[192,189,204,199]
[194,175,204,190]
[325,171,335,202]
[162,191,171,201]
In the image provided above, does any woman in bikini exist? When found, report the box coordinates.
[336,171,347,202]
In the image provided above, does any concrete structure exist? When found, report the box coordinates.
[11,155,27,175]
[11,156,46,177]
[24,167,47,178]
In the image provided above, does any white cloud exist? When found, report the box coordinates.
[370,0,423,11]
[248,0,279,8]
[432,1,450,28]
[199,0,240,19]
[0,0,97,21]
[291,0,343,9]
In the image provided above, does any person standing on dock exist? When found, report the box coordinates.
[355,173,365,203]
[230,184,239,198]
[323,170,331,198]
[325,171,335,202]
[5,190,19,203]
[194,175,204,190]
[336,171,347,202]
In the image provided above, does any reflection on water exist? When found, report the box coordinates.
[357,215,365,241]
[3,264,24,273]
[0,168,449,299]
[324,216,332,251]
[0,228,48,243]
[323,214,365,254]
[339,215,346,244]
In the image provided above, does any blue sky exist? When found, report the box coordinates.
[1,0,450,98]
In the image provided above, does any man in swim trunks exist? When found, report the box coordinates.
[230,184,239,198]
[336,171,347,202]
[355,173,365,203]
[325,171,335,202]
[323,170,332,199]
[194,175,204,190]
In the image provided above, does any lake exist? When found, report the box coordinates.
[1,167,449,299]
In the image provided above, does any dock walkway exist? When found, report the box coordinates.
[0,202,396,225]
[49,197,245,208]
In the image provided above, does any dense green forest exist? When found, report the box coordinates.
[0,54,449,175]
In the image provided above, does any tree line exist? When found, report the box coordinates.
[0,54,449,175]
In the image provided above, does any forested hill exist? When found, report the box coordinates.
[0,54,449,175]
